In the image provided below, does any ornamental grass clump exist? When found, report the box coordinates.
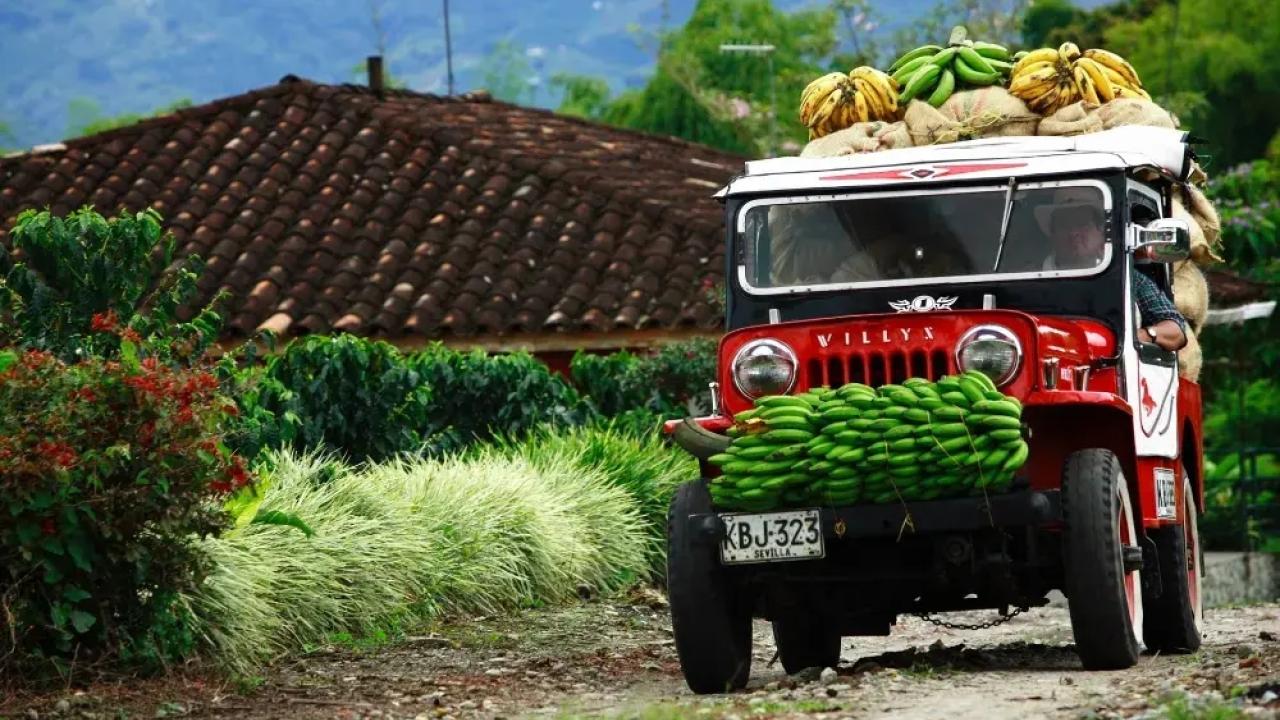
[491,423,695,576]
[189,449,648,674]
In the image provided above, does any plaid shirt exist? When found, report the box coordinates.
[1134,270,1187,331]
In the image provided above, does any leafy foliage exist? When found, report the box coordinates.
[228,336,595,462]
[479,38,536,104]
[1200,159,1280,394]
[1020,0,1162,51]
[1104,0,1280,166]
[551,73,613,120]
[570,338,718,422]
[1206,160,1280,271]
[591,0,839,156]
[408,345,593,454]
[1197,159,1280,550]
[64,97,193,139]
[0,349,246,677]
[0,207,221,364]
[893,0,1030,55]
[228,335,433,463]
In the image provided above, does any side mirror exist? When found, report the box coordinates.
[1132,218,1191,264]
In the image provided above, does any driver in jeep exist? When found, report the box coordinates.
[1043,202,1188,352]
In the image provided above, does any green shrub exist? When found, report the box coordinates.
[408,345,594,454]
[570,338,717,420]
[1200,378,1280,550]
[189,448,648,674]
[230,336,596,462]
[0,349,246,676]
[1206,160,1280,271]
[0,207,221,364]
[230,335,433,462]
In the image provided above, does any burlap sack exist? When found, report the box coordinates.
[938,88,1040,137]
[1183,184,1222,251]
[1038,98,1177,137]
[1037,101,1104,136]
[1178,326,1202,382]
[1172,260,1209,334]
[1095,98,1177,130]
[800,121,912,158]
[905,91,1039,145]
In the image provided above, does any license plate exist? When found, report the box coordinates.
[1155,467,1176,518]
[719,509,824,565]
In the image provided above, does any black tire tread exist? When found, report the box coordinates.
[668,481,752,693]
[1062,448,1141,670]
[1144,475,1202,653]
[772,614,841,675]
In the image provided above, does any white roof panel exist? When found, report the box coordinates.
[725,126,1193,197]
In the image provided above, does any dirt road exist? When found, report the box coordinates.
[7,593,1279,719]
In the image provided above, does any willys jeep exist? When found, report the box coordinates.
[664,126,1205,694]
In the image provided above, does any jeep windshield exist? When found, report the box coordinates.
[737,181,1111,292]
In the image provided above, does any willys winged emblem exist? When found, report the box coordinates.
[889,295,959,313]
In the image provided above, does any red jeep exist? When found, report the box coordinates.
[665,127,1205,693]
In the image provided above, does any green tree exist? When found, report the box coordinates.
[1020,0,1084,48]
[889,0,1030,60]
[0,207,220,363]
[65,98,194,139]
[604,58,756,155]
[1020,0,1163,52]
[479,38,536,104]
[551,73,613,120]
[1104,0,1280,166]
[0,118,14,152]
[603,0,839,156]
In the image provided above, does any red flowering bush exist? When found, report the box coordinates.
[0,347,247,676]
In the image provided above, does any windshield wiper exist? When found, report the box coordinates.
[992,176,1018,272]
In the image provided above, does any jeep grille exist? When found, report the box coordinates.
[804,348,954,390]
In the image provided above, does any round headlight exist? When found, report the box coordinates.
[956,325,1022,387]
[731,339,798,398]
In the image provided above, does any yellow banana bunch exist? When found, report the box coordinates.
[1008,43,1080,114]
[1010,43,1148,114]
[1080,48,1149,100]
[849,66,900,119]
[799,73,848,128]
[799,66,900,140]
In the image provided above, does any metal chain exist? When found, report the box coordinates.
[912,606,1027,631]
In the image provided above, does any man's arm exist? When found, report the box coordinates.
[1133,270,1188,351]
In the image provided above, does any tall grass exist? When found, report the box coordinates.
[188,448,650,674]
[487,422,698,575]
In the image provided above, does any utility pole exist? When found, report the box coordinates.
[367,0,387,58]
[719,43,777,156]
[443,0,455,95]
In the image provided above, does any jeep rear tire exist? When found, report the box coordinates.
[772,612,842,675]
[1062,449,1143,669]
[1143,470,1203,653]
[668,481,752,694]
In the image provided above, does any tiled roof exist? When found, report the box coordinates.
[0,77,743,341]
[1,84,1262,343]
